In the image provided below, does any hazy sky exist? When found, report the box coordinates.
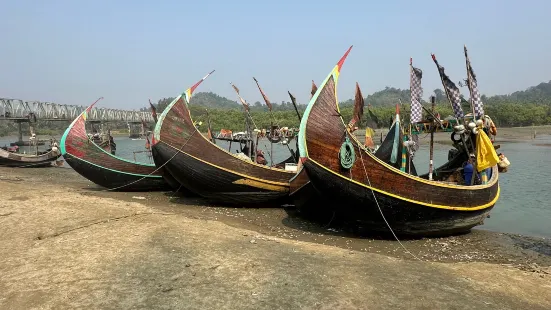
[2,0,550,109]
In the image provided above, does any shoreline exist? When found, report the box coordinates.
[2,167,550,264]
[1,167,550,308]
[2,124,551,140]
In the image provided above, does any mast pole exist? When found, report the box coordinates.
[205,108,216,144]
[464,45,480,185]
[288,92,302,122]
[432,53,471,162]
[408,123,412,174]
[428,96,436,181]
[406,58,413,174]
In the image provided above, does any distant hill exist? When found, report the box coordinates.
[137,80,551,129]
[145,81,551,113]
[5,80,549,138]
[143,92,307,114]
[485,80,551,105]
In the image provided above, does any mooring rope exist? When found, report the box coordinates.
[339,136,355,170]
[170,184,184,196]
[41,127,198,191]
[355,136,424,262]
[99,127,199,191]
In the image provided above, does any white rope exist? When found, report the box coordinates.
[6,160,59,168]
[169,184,184,198]
[355,136,424,262]
[4,128,197,191]
[53,128,198,191]
[100,127,198,191]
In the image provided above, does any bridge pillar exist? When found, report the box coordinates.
[18,122,23,143]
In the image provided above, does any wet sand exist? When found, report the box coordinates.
[1,167,550,309]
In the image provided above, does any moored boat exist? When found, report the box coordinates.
[60,98,168,191]
[291,46,500,237]
[152,71,297,205]
[0,144,61,167]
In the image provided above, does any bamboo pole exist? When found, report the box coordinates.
[432,53,471,164]
[205,108,216,144]
[287,91,302,122]
[428,96,435,181]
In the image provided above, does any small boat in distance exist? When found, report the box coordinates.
[0,142,61,167]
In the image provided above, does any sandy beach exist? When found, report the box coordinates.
[0,166,550,309]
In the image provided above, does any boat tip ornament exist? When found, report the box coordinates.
[299,45,354,160]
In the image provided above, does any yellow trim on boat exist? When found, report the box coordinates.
[180,98,295,173]
[302,73,498,191]
[232,179,288,192]
[308,158,499,211]
[162,142,291,187]
[346,128,499,189]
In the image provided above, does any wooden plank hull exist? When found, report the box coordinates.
[298,160,493,236]
[0,148,61,168]
[153,140,291,205]
[295,50,499,236]
[61,102,169,192]
[151,144,182,190]
[64,153,167,191]
[151,144,196,195]
[153,93,295,206]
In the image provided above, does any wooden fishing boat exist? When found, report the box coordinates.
[291,83,417,217]
[93,136,116,155]
[0,145,61,167]
[60,98,168,191]
[291,46,499,236]
[152,72,297,205]
[89,126,117,155]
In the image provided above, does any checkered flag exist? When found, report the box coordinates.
[432,54,464,119]
[464,46,484,118]
[410,59,423,123]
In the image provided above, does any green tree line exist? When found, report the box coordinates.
[3,80,551,137]
[144,80,551,132]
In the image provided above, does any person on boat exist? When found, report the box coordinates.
[463,154,476,185]
[256,150,267,165]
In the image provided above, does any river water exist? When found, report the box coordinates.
[1,134,550,238]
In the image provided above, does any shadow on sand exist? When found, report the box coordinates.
[281,206,472,241]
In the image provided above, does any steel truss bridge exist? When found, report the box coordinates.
[0,98,154,123]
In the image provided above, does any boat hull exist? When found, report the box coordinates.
[151,144,196,195]
[0,156,57,168]
[294,50,499,237]
[60,101,169,192]
[64,153,167,191]
[298,159,494,237]
[154,141,290,205]
[0,149,61,168]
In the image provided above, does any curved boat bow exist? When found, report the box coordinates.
[60,98,168,191]
[152,72,296,205]
[293,46,499,236]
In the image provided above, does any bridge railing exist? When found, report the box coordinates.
[0,98,154,123]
